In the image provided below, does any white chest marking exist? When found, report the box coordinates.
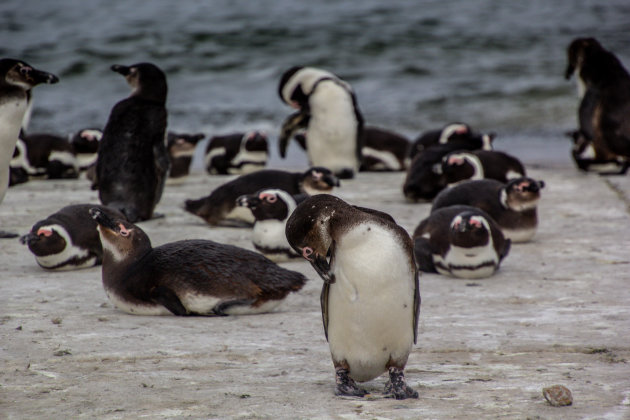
[433,243,498,279]
[104,288,172,316]
[33,224,94,270]
[506,169,523,180]
[205,146,227,168]
[48,150,79,169]
[362,147,403,171]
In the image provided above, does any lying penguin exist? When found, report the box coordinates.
[286,194,419,399]
[409,122,494,160]
[20,204,126,270]
[360,126,411,172]
[236,188,304,261]
[413,205,510,279]
[431,177,545,243]
[10,133,79,180]
[69,128,102,172]
[204,131,268,175]
[184,167,339,227]
[441,150,525,185]
[90,207,307,316]
[166,131,205,180]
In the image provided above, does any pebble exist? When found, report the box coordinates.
[542,384,573,407]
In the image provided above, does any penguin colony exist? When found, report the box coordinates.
[4,36,629,401]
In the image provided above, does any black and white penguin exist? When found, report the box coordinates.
[360,126,411,172]
[567,129,629,174]
[413,205,510,279]
[11,133,79,179]
[90,207,307,316]
[408,123,494,160]
[204,131,269,175]
[166,131,205,179]
[0,58,58,238]
[69,128,102,172]
[278,66,363,179]
[565,37,630,159]
[184,167,339,227]
[20,204,126,270]
[285,194,419,399]
[441,150,525,186]
[236,188,304,261]
[431,177,545,243]
[96,62,170,223]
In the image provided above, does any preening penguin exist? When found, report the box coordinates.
[285,194,420,399]
[413,205,510,279]
[0,58,58,238]
[278,66,364,179]
[96,62,170,222]
[90,207,307,316]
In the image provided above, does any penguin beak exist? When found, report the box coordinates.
[323,174,340,188]
[19,232,39,246]
[26,67,59,85]
[311,254,336,284]
[111,64,131,76]
[236,195,260,209]
[90,208,120,233]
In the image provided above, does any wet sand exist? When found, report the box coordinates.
[1,164,629,419]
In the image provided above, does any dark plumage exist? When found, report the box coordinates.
[360,126,411,171]
[441,150,525,185]
[204,131,268,175]
[167,131,205,179]
[408,122,494,160]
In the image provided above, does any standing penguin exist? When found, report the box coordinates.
[278,66,363,179]
[96,63,170,223]
[286,194,420,399]
[0,58,58,238]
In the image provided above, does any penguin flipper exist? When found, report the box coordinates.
[213,298,256,316]
[279,111,310,158]
[413,238,437,273]
[150,286,189,316]
[320,282,330,342]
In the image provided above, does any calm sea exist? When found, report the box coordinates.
[2,0,629,168]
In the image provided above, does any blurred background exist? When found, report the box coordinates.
[2,0,628,168]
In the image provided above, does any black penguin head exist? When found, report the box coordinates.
[403,148,449,202]
[565,37,601,79]
[300,167,340,195]
[70,129,102,154]
[449,212,491,247]
[278,66,340,109]
[278,66,304,106]
[20,224,67,257]
[503,177,545,211]
[442,153,475,184]
[111,62,167,103]
[0,58,58,89]
[90,207,151,260]
[243,131,269,152]
[236,188,294,221]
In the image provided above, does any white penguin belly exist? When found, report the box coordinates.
[104,288,172,316]
[252,220,293,253]
[224,205,255,224]
[307,83,359,173]
[434,243,499,279]
[0,97,27,203]
[362,147,403,171]
[327,223,415,382]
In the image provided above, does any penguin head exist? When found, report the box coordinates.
[403,148,448,202]
[503,177,545,211]
[90,207,151,262]
[442,153,475,184]
[300,167,340,195]
[70,129,103,154]
[237,189,295,222]
[20,224,67,257]
[439,123,471,144]
[565,37,601,80]
[278,66,339,109]
[243,131,269,153]
[0,59,58,90]
[167,132,205,157]
[111,62,167,103]
[286,194,345,283]
[449,212,491,247]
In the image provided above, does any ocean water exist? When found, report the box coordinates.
[2,0,629,168]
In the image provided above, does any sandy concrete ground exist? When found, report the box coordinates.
[1,164,629,419]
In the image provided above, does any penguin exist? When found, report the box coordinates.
[90,207,307,316]
[431,177,545,243]
[285,194,420,399]
[166,131,205,179]
[412,205,510,279]
[408,123,494,160]
[441,150,526,186]
[20,204,127,270]
[184,167,339,227]
[0,58,58,238]
[565,37,630,159]
[11,133,79,179]
[69,128,102,172]
[205,131,269,175]
[278,66,364,179]
[360,126,411,172]
[567,129,629,174]
[236,188,304,261]
[96,62,170,223]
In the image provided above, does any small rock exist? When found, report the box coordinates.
[542,384,573,406]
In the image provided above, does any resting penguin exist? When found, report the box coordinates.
[431,177,545,243]
[413,205,510,279]
[184,167,339,227]
[0,58,58,238]
[408,122,494,160]
[441,150,525,186]
[236,188,304,261]
[20,204,127,270]
[205,131,269,175]
[90,207,307,316]
[567,129,629,174]
[278,66,364,179]
[565,37,630,159]
[96,62,170,223]
[285,194,420,399]
[69,128,102,172]
[360,126,411,172]
[166,131,205,179]
[11,133,79,179]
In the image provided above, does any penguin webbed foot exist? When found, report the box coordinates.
[384,367,418,400]
[213,298,256,316]
[335,368,368,398]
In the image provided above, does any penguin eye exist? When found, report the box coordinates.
[266,195,277,203]
[118,224,130,237]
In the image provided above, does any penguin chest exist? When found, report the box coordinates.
[0,97,27,172]
[326,223,415,382]
[252,219,295,259]
[434,243,499,279]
